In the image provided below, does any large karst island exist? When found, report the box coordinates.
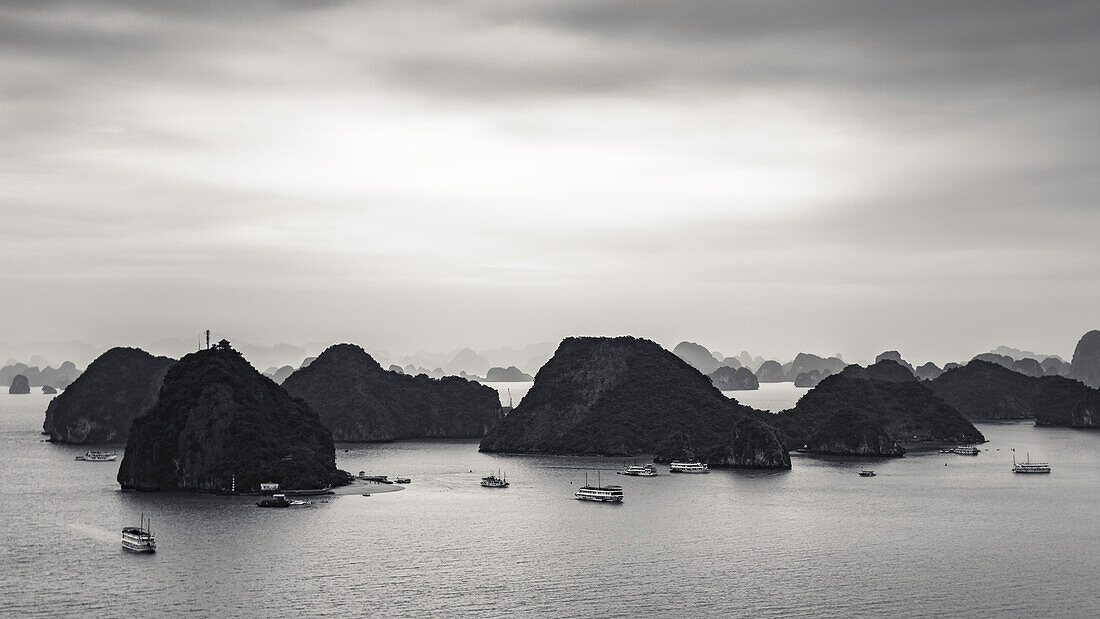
[281,343,503,441]
[772,361,985,456]
[43,347,174,443]
[479,336,792,468]
[26,327,1099,492]
[117,342,347,492]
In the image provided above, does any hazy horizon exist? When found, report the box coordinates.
[3,1,1098,368]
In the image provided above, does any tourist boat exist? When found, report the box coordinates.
[75,451,117,462]
[859,469,876,477]
[256,494,291,507]
[574,473,624,503]
[1012,453,1051,474]
[952,446,980,455]
[121,514,156,553]
[393,477,411,484]
[481,471,509,488]
[617,463,657,477]
[669,461,709,474]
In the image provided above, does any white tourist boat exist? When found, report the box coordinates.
[952,446,980,455]
[617,463,657,477]
[859,468,876,477]
[481,471,509,488]
[75,451,117,462]
[121,514,156,553]
[669,461,709,474]
[575,472,624,502]
[1012,453,1051,474]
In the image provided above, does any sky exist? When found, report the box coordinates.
[2,0,1098,366]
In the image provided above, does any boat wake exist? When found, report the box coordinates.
[66,522,118,543]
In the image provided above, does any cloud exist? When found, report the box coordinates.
[0,1,1097,362]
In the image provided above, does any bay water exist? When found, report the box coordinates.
[1,389,1098,617]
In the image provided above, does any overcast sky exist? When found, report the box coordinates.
[2,0,1098,365]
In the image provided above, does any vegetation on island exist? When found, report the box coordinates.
[117,342,346,492]
[282,343,503,441]
[42,347,174,443]
[479,336,791,468]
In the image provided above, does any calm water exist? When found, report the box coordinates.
[2,392,1099,618]
[483,380,809,413]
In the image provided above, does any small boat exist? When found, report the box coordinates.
[669,461,709,474]
[121,514,156,553]
[481,471,509,488]
[393,477,411,484]
[75,451,117,462]
[859,469,876,477]
[575,472,623,503]
[362,493,371,497]
[256,494,291,507]
[952,446,980,456]
[1012,453,1051,474]
[617,463,658,477]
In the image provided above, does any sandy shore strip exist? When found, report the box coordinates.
[332,479,406,496]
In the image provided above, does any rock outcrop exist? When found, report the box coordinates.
[446,348,490,377]
[840,360,915,383]
[708,366,759,391]
[785,353,846,381]
[930,359,1100,427]
[8,374,30,394]
[42,348,174,444]
[1032,377,1100,428]
[485,366,534,382]
[1011,358,1044,378]
[928,360,1038,420]
[282,344,503,441]
[972,353,1014,369]
[755,360,785,383]
[774,368,984,455]
[117,343,345,492]
[1041,357,1071,377]
[264,365,295,384]
[672,341,721,375]
[1070,330,1100,388]
[914,362,944,381]
[875,351,915,374]
[479,336,790,468]
[793,369,832,388]
[42,385,57,394]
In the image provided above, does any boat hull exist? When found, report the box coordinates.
[575,494,623,503]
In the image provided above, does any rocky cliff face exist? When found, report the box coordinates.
[840,360,916,383]
[42,348,174,444]
[785,353,846,381]
[485,366,534,381]
[672,341,721,375]
[930,359,1100,427]
[755,360,785,383]
[774,369,983,455]
[1070,330,1100,388]
[875,351,914,373]
[117,344,345,492]
[928,360,1038,420]
[793,369,833,388]
[1033,377,1100,428]
[282,344,503,441]
[915,362,944,381]
[709,366,759,390]
[479,337,790,468]
[8,374,30,394]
